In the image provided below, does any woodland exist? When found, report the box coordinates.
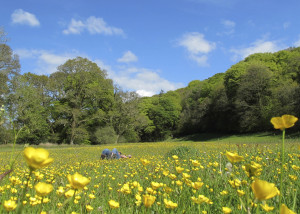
[1,29,300,145]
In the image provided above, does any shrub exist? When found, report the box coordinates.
[73,127,90,145]
[94,126,117,144]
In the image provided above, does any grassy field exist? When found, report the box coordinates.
[0,134,299,213]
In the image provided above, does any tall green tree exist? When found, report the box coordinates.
[0,28,20,144]
[140,91,181,141]
[0,28,20,106]
[11,73,51,144]
[234,62,273,132]
[106,88,147,143]
[51,57,114,144]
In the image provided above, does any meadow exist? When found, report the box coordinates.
[0,133,299,214]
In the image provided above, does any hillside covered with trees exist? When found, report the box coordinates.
[1,29,300,144]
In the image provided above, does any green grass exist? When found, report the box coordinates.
[0,138,299,213]
[172,131,300,144]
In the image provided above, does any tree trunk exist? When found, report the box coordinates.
[115,134,120,144]
[70,115,76,145]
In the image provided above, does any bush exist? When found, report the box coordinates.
[165,146,200,160]
[122,129,140,143]
[73,127,90,145]
[94,126,117,144]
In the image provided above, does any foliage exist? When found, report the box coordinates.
[140,91,182,141]
[94,126,117,144]
[2,28,300,144]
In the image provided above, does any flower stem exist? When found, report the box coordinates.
[279,129,285,209]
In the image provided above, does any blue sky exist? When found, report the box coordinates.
[1,0,300,96]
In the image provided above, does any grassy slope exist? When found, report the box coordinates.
[171,131,300,144]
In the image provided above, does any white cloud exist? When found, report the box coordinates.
[177,32,216,66]
[178,32,215,54]
[117,51,138,63]
[11,9,40,27]
[136,90,156,97]
[218,19,235,36]
[189,55,208,66]
[221,19,235,28]
[15,49,79,74]
[63,16,124,36]
[230,38,284,61]
[95,60,183,96]
[62,19,85,34]
[16,49,182,97]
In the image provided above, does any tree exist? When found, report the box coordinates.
[0,28,20,106]
[0,28,20,144]
[10,73,51,144]
[234,62,273,132]
[51,57,114,144]
[140,91,181,141]
[108,88,147,143]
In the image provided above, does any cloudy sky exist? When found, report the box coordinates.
[1,0,300,96]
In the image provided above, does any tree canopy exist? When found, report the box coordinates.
[1,28,300,144]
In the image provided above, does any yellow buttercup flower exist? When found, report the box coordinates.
[191,160,200,167]
[242,161,262,177]
[34,182,53,196]
[64,189,75,198]
[228,179,241,188]
[3,199,17,211]
[143,194,156,208]
[108,200,120,209]
[86,205,93,212]
[172,155,179,160]
[251,179,279,200]
[67,172,90,190]
[191,195,210,204]
[280,204,296,214]
[24,147,54,170]
[140,158,150,166]
[135,194,142,206]
[175,166,184,173]
[164,199,178,209]
[237,189,245,196]
[260,203,274,212]
[271,115,298,131]
[226,151,244,163]
[88,194,95,199]
[220,190,228,195]
[56,186,65,195]
[191,181,204,190]
[182,172,191,179]
[135,194,142,201]
[175,180,183,186]
[169,174,177,180]
[151,181,161,190]
[222,207,232,214]
[120,183,131,194]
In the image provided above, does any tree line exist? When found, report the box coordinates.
[1,29,300,144]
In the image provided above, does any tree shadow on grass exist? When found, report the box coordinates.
[173,132,287,143]
[174,133,233,142]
